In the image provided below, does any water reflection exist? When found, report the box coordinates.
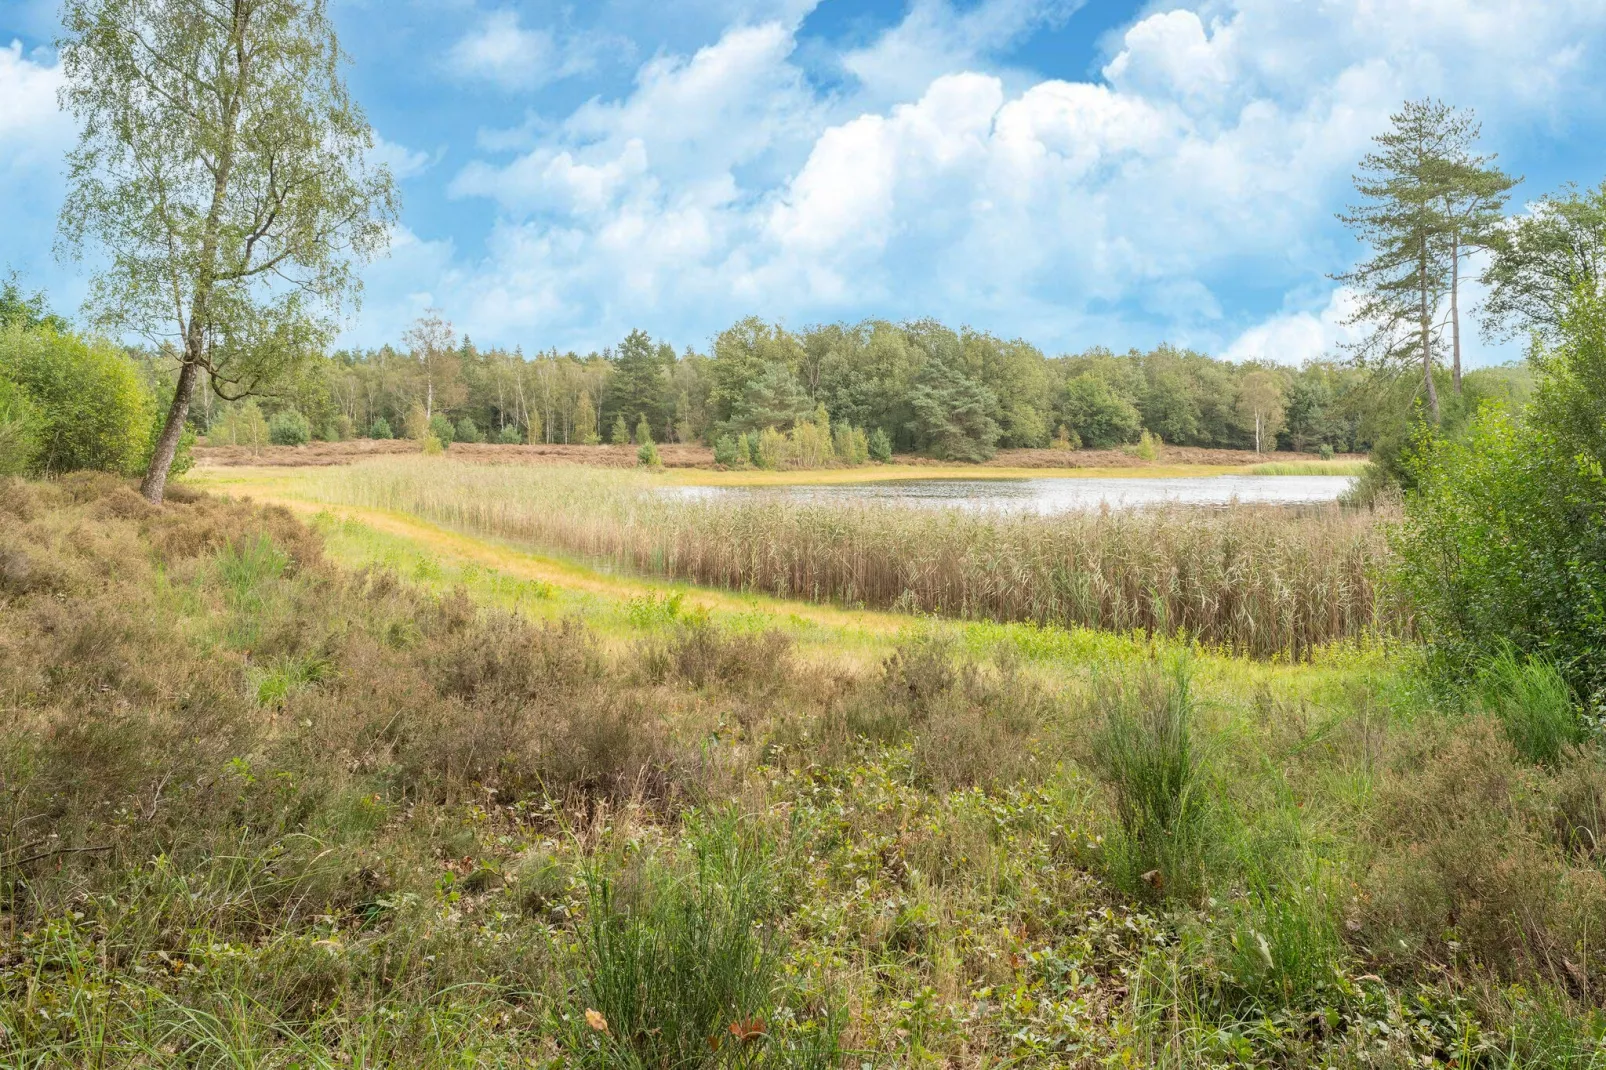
[671,475,1356,514]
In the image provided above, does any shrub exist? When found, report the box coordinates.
[369,416,393,439]
[422,434,444,455]
[610,413,630,445]
[713,434,747,468]
[1394,291,1606,695]
[1130,429,1162,461]
[454,416,483,444]
[403,404,429,441]
[1062,374,1142,448]
[755,426,786,470]
[268,409,312,446]
[868,426,892,462]
[1361,719,1606,987]
[428,413,454,446]
[1051,424,1081,451]
[1318,442,1335,461]
[0,374,38,476]
[324,413,354,441]
[497,423,521,445]
[0,324,152,475]
[1478,649,1583,767]
[831,422,855,463]
[637,440,661,467]
[1088,659,1212,901]
[847,426,869,465]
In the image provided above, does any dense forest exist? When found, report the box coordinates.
[183,313,1527,461]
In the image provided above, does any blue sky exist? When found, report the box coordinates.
[4,0,1606,365]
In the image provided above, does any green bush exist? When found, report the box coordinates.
[1317,442,1335,461]
[369,416,393,439]
[1393,405,1606,696]
[610,413,630,445]
[455,416,483,444]
[324,413,354,441]
[428,413,454,446]
[497,423,521,444]
[867,426,892,463]
[0,324,152,475]
[1131,429,1162,461]
[713,434,747,468]
[635,416,660,467]
[267,409,312,446]
[0,374,38,476]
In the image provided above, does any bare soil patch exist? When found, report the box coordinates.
[195,439,716,468]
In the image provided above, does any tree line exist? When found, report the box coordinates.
[14,0,1604,492]
[199,314,1426,463]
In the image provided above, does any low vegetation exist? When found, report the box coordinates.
[4,475,1605,1067]
[298,459,1400,658]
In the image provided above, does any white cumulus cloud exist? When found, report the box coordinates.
[447,9,603,92]
[370,0,1606,357]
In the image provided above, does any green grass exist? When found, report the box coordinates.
[6,472,1606,1068]
[237,457,1401,658]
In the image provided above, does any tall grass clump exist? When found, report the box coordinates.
[1477,648,1584,766]
[568,815,840,1069]
[1088,659,1214,901]
[301,459,1401,658]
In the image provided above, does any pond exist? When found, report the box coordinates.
[671,474,1357,514]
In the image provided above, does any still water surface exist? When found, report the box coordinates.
[672,475,1356,515]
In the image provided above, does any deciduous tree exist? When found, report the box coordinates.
[58,0,396,502]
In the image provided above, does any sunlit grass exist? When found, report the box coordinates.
[234,457,1402,659]
[1246,459,1370,476]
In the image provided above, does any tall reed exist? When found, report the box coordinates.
[303,459,1405,658]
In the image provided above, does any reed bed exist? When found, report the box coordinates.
[303,459,1405,658]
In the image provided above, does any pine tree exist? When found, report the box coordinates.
[1430,114,1519,392]
[1336,99,1470,423]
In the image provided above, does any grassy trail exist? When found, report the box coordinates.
[190,465,1393,699]
[194,468,916,665]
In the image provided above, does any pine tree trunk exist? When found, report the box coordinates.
[1450,234,1462,393]
[1419,238,1440,423]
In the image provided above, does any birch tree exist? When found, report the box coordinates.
[57,0,396,502]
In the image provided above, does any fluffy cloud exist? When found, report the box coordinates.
[839,0,1081,106]
[446,9,604,92]
[0,40,72,171]
[370,136,434,181]
[357,2,1606,353]
[1224,289,1362,365]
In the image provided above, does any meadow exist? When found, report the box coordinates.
[287,458,1399,659]
[3,460,1601,1067]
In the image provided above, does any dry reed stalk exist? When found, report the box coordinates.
[303,460,1407,658]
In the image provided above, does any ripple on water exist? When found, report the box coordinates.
[667,475,1357,515]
